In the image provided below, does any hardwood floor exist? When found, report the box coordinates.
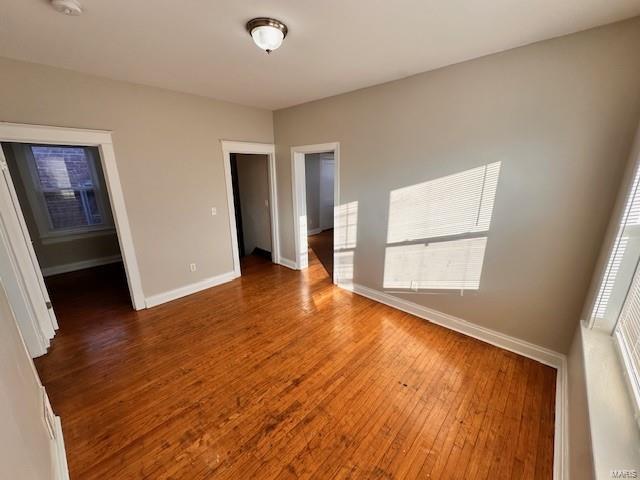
[308,229,333,277]
[35,254,556,479]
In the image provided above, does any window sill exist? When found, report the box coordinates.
[581,324,640,477]
[40,228,116,245]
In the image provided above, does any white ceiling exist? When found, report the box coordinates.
[2,0,640,110]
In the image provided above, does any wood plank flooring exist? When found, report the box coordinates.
[35,253,556,479]
[308,229,333,277]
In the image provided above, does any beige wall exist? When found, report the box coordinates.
[3,143,121,272]
[305,152,335,233]
[235,154,272,255]
[273,17,640,352]
[0,279,56,479]
[304,153,322,233]
[0,56,273,297]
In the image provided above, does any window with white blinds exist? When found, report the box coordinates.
[590,158,640,412]
[383,162,500,292]
[615,264,640,410]
[591,163,640,324]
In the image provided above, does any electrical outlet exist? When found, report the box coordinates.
[211,207,217,216]
[189,263,197,272]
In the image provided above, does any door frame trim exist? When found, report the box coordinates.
[0,123,145,327]
[220,141,280,276]
[290,142,340,283]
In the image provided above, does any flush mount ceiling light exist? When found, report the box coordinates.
[51,0,83,16]
[246,18,288,54]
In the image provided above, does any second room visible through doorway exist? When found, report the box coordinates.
[230,153,273,266]
[305,152,335,277]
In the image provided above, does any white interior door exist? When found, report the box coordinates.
[0,147,57,357]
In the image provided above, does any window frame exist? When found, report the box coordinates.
[14,143,115,242]
[589,150,640,425]
[614,325,640,427]
[611,247,640,426]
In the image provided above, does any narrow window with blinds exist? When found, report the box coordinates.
[591,158,640,414]
[615,264,640,410]
[590,163,640,326]
[383,162,501,292]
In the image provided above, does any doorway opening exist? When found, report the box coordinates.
[221,141,279,277]
[0,142,131,331]
[304,152,335,277]
[291,143,340,283]
[0,123,144,359]
[230,153,273,266]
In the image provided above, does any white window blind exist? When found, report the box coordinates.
[591,163,640,321]
[591,157,640,413]
[614,263,640,410]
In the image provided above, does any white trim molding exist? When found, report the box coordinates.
[555,355,569,480]
[40,228,116,245]
[145,270,238,308]
[290,142,340,283]
[339,281,568,480]
[0,122,145,314]
[220,141,280,276]
[41,254,122,277]
[0,122,113,146]
[278,257,298,270]
[52,416,70,480]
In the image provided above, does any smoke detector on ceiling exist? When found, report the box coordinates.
[51,0,83,16]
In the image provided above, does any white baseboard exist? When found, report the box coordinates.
[145,271,238,308]
[339,281,568,480]
[278,257,298,270]
[554,356,569,480]
[53,416,70,480]
[342,282,564,367]
[42,254,122,277]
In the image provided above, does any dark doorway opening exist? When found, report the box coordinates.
[229,153,273,268]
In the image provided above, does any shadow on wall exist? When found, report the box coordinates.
[383,162,501,294]
[334,201,358,288]
[316,162,502,295]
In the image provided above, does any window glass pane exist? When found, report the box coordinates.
[614,255,640,412]
[42,190,102,229]
[84,190,102,224]
[31,146,94,190]
[30,146,103,230]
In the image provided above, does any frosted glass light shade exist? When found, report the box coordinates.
[246,18,288,53]
[251,25,285,52]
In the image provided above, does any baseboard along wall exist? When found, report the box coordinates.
[338,281,569,480]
